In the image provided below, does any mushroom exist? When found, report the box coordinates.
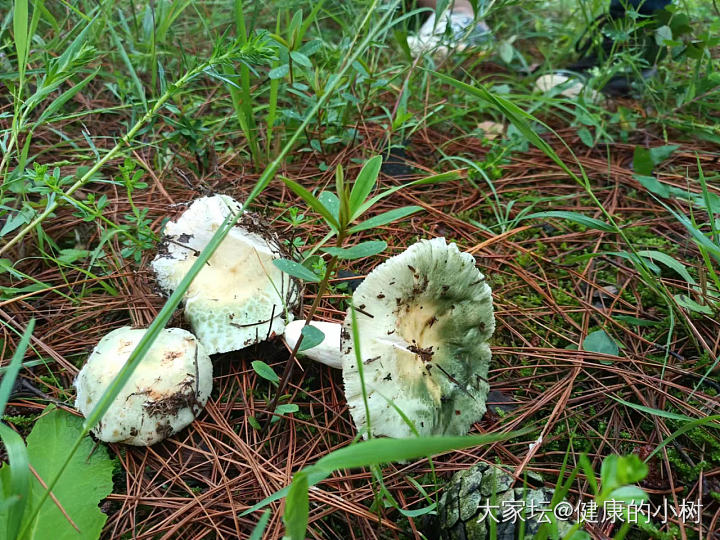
[151,195,299,355]
[342,237,494,438]
[282,237,495,438]
[74,326,212,446]
[283,320,342,369]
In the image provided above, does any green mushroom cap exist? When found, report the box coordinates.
[342,237,494,438]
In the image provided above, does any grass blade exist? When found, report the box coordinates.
[0,318,34,416]
[0,423,30,540]
[13,0,28,85]
[349,154,382,217]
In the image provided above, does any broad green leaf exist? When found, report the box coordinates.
[349,206,423,233]
[284,472,309,540]
[281,177,340,231]
[299,325,325,351]
[519,211,614,232]
[348,155,382,217]
[251,361,279,384]
[322,240,387,260]
[582,330,619,360]
[3,406,114,540]
[273,258,321,282]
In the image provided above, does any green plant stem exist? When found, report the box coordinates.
[264,233,346,427]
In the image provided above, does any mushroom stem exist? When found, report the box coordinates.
[283,320,342,369]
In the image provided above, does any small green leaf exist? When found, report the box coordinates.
[612,315,660,327]
[577,127,594,147]
[248,416,261,430]
[322,240,387,260]
[498,41,513,63]
[349,206,423,233]
[582,330,619,361]
[655,25,673,46]
[318,191,340,222]
[635,175,670,198]
[271,403,300,423]
[299,325,325,351]
[273,259,321,282]
[289,50,312,68]
[252,361,279,385]
[398,503,437,517]
[348,155,382,216]
[633,147,654,176]
[284,472,309,540]
[281,177,340,231]
[637,250,695,284]
[649,144,679,165]
[268,64,289,79]
[674,294,713,315]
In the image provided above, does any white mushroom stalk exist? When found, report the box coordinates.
[151,195,299,355]
[283,320,343,369]
[74,327,212,446]
[342,237,494,438]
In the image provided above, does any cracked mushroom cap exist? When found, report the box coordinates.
[74,326,212,446]
[342,237,494,438]
[151,195,299,354]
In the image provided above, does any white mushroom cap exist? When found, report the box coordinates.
[151,195,299,355]
[283,320,343,369]
[74,326,212,446]
[342,237,494,438]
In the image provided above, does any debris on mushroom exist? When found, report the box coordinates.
[151,194,299,355]
[74,326,212,446]
[283,320,342,369]
[342,237,494,438]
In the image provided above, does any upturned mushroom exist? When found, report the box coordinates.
[283,237,495,439]
[151,194,299,355]
[74,326,212,446]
